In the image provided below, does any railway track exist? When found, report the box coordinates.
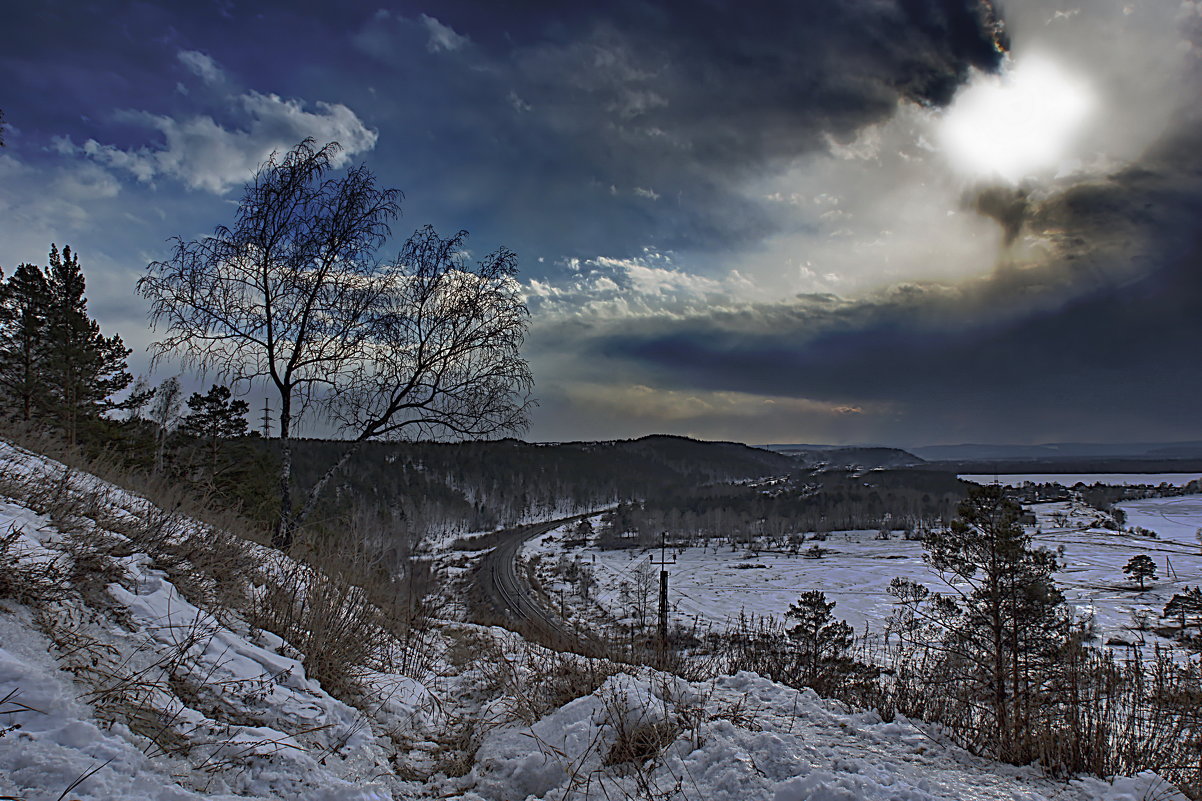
[473,512,597,650]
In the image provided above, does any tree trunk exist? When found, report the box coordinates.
[291,439,365,533]
[271,400,294,550]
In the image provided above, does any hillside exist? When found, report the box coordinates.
[766,444,926,470]
[282,434,797,535]
[0,440,1186,800]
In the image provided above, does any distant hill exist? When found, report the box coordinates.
[281,434,797,534]
[763,442,844,451]
[603,434,795,475]
[766,444,926,470]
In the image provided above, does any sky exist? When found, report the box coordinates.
[2,0,1202,447]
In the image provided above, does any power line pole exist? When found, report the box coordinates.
[651,530,676,657]
[260,398,272,438]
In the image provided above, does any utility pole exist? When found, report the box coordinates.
[260,398,272,438]
[651,530,676,656]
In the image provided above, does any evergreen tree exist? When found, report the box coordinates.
[1122,554,1157,590]
[0,263,51,421]
[920,484,1069,763]
[1163,587,1202,633]
[785,590,854,690]
[41,245,142,441]
[178,384,250,477]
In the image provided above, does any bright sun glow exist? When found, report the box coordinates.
[939,54,1095,183]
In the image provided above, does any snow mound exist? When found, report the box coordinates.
[463,671,1186,801]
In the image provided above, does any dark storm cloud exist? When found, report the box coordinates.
[549,117,1202,444]
[1,1,1005,267]
[972,187,1028,247]
[23,0,1177,447]
[346,0,1007,259]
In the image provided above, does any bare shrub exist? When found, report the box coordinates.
[248,555,393,702]
[432,716,485,778]
[711,612,877,700]
[0,524,68,606]
[61,530,131,610]
[477,638,622,726]
[603,712,679,768]
[860,636,1202,796]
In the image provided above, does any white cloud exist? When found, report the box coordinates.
[524,249,765,322]
[633,186,660,201]
[177,50,225,86]
[0,155,125,263]
[420,14,469,53]
[69,91,377,194]
[507,91,533,113]
[53,161,121,201]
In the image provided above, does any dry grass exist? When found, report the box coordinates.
[0,428,439,702]
[603,715,680,768]
[247,554,395,701]
[0,525,69,606]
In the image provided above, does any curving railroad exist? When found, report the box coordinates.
[472,512,597,650]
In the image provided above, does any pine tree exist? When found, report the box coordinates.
[1123,554,1157,590]
[1163,587,1202,633]
[41,244,141,441]
[178,384,250,478]
[785,590,854,690]
[921,484,1069,763]
[0,263,51,421]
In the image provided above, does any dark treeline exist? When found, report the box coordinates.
[596,468,968,549]
[0,245,278,526]
[278,434,798,539]
[927,458,1202,474]
[1006,479,1202,507]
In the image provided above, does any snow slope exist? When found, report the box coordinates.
[0,441,1187,800]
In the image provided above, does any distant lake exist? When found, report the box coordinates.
[959,473,1202,487]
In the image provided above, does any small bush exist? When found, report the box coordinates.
[248,556,393,701]
[0,525,68,606]
[603,716,680,767]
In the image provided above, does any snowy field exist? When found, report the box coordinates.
[1035,496,1202,646]
[526,496,1202,650]
[960,473,1202,487]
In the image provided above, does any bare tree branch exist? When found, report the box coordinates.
[138,141,533,550]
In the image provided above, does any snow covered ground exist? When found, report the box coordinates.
[1036,496,1202,647]
[468,669,1179,801]
[0,440,1190,800]
[524,496,1202,652]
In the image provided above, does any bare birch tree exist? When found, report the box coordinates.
[138,139,533,549]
